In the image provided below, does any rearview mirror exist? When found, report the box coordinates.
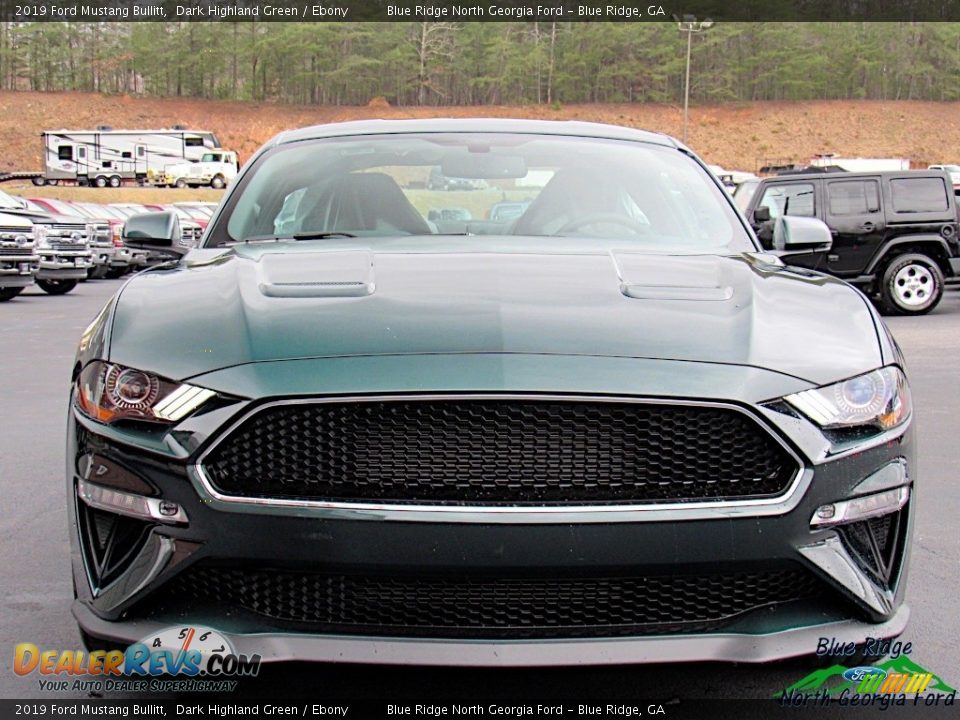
[772,216,833,252]
[122,211,186,256]
[441,153,528,180]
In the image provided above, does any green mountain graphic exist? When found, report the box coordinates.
[778,656,956,698]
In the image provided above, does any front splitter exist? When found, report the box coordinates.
[73,601,909,667]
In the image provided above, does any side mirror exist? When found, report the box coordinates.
[752,205,771,224]
[772,216,833,252]
[122,211,185,256]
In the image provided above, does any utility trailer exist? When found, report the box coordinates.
[35,128,221,187]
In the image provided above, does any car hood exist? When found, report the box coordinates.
[0,211,34,229]
[108,241,883,387]
[1,208,87,225]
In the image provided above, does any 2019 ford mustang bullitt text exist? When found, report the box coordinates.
[68,120,914,665]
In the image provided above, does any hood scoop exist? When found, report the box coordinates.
[612,252,734,301]
[257,250,375,298]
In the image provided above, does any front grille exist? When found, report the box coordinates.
[46,241,88,252]
[0,245,34,255]
[88,224,111,245]
[48,224,86,233]
[202,398,798,504]
[179,226,202,248]
[158,566,823,638]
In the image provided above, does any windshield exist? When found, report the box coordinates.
[218,133,751,252]
[110,204,152,218]
[0,189,23,210]
[176,204,213,219]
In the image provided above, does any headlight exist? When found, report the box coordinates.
[33,224,50,248]
[785,366,911,431]
[76,361,215,425]
[84,223,98,238]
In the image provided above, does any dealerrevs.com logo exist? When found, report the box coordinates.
[14,625,261,693]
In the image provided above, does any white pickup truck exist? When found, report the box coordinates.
[160,150,239,189]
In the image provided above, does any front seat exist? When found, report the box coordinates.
[513,167,626,236]
[301,173,432,236]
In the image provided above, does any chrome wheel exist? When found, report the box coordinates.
[892,263,934,308]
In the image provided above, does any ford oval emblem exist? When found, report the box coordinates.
[843,666,886,682]
[70,232,83,242]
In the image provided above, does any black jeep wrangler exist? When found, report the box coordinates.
[742,170,960,314]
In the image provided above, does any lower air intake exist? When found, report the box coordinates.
[158,566,824,638]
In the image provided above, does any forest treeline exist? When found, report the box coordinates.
[1,22,959,106]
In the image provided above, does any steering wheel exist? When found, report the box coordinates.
[555,213,650,236]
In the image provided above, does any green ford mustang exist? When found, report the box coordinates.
[67,119,913,666]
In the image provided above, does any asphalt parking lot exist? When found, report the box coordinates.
[1,279,958,702]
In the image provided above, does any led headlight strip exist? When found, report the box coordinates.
[153,384,217,422]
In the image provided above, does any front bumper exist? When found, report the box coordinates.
[37,250,92,280]
[67,361,915,665]
[74,602,910,667]
[0,252,37,286]
[89,243,126,268]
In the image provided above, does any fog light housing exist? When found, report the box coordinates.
[77,478,188,525]
[811,487,909,528]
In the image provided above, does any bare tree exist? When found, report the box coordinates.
[411,22,456,106]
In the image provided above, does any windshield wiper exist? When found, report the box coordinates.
[293,231,357,240]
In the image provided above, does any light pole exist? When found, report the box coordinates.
[677,16,714,145]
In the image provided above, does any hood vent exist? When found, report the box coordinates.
[612,252,734,301]
[257,250,375,298]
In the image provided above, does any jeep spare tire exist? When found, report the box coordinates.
[879,252,944,315]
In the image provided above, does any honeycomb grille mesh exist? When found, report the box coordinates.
[202,399,797,504]
[162,567,822,638]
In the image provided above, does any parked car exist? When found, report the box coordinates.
[741,170,960,315]
[0,212,38,301]
[109,202,202,255]
[172,202,215,227]
[427,166,487,191]
[488,200,530,222]
[156,203,209,231]
[68,202,139,276]
[427,207,472,223]
[732,177,761,212]
[71,119,913,668]
[28,197,129,279]
[0,190,92,294]
[154,149,239,189]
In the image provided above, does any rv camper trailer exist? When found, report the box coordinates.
[39,128,221,187]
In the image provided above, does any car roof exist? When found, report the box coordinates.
[271,118,680,149]
[763,170,948,181]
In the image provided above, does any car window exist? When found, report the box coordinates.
[827,180,880,216]
[757,183,815,219]
[221,133,752,252]
[890,177,949,212]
